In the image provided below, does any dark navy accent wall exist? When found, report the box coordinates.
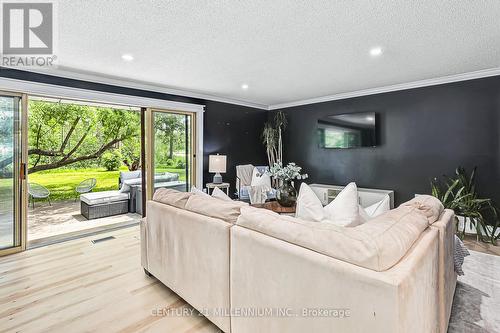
[274,76,500,205]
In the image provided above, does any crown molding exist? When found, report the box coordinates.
[268,67,500,110]
[6,66,500,112]
[7,66,270,110]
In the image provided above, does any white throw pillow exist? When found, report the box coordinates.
[296,182,360,226]
[296,183,325,222]
[359,195,391,223]
[191,186,210,197]
[212,186,232,201]
[250,167,271,188]
[323,182,361,227]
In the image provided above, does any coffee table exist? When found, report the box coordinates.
[251,201,296,216]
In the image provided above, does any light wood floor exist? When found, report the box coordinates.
[0,226,221,333]
[463,235,500,256]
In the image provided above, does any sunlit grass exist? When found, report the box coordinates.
[27,166,186,201]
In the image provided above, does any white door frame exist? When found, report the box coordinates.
[0,77,205,188]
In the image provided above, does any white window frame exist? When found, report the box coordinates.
[0,77,205,187]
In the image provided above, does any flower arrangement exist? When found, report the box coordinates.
[268,162,308,182]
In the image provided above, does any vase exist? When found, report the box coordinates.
[276,180,297,207]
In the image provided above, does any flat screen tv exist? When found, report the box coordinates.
[318,112,377,148]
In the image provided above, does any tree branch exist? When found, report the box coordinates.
[0,157,13,170]
[59,125,90,163]
[28,137,124,173]
[60,117,80,152]
[28,148,63,157]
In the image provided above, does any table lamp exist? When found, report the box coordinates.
[209,154,227,184]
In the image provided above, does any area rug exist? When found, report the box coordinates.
[448,250,500,332]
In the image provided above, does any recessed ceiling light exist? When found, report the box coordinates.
[370,47,383,57]
[121,54,134,61]
[241,84,249,90]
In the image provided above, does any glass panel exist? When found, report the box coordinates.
[152,112,192,193]
[0,95,21,250]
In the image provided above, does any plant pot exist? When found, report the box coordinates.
[457,215,478,235]
[276,180,297,207]
[456,215,500,238]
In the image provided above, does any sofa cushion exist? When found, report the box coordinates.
[80,190,129,205]
[119,178,143,193]
[400,195,444,224]
[323,182,361,227]
[185,195,248,224]
[191,186,211,197]
[295,182,325,221]
[154,172,179,183]
[153,188,193,209]
[236,202,429,272]
[120,170,141,182]
[359,194,391,222]
[296,182,361,227]
[212,187,233,201]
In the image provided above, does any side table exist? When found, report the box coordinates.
[206,182,230,195]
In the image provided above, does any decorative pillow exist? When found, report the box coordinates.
[296,183,325,222]
[250,167,272,188]
[212,186,232,201]
[323,182,361,227]
[296,182,360,226]
[119,178,142,193]
[359,194,391,223]
[191,186,210,197]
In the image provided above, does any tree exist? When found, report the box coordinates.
[26,100,140,173]
[154,114,185,160]
[120,137,141,171]
[0,98,15,175]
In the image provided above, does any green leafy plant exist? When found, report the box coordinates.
[165,158,175,167]
[262,111,287,168]
[175,159,186,169]
[431,167,499,244]
[101,150,122,171]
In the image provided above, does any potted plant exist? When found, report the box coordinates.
[262,111,287,171]
[268,162,308,207]
[431,167,499,244]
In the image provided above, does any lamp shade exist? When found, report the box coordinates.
[209,154,227,173]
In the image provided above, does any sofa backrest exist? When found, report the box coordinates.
[235,195,445,272]
[152,188,248,224]
[119,170,142,188]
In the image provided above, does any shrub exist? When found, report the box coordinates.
[101,150,122,171]
[175,159,186,169]
[166,158,175,167]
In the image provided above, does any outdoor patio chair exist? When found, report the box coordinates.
[75,178,97,201]
[28,183,51,208]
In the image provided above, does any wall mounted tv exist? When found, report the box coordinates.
[318,112,377,148]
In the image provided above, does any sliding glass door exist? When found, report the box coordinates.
[0,92,27,255]
[145,109,196,201]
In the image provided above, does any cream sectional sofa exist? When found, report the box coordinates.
[140,189,456,333]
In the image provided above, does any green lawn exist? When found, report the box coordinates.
[28,166,186,201]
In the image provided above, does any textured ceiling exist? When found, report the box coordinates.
[40,0,500,107]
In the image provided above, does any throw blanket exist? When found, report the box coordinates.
[248,184,271,204]
[454,235,470,276]
[236,164,254,188]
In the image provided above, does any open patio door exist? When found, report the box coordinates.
[0,92,27,256]
[144,108,197,206]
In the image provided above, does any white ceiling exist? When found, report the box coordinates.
[34,1,500,109]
